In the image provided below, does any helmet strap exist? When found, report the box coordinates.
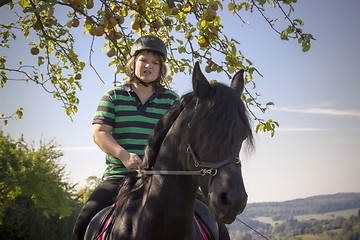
[132,52,155,88]
[136,75,150,87]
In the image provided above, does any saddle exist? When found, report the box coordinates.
[84,204,115,240]
[194,199,219,240]
[84,200,219,240]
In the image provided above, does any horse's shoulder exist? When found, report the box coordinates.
[195,200,219,240]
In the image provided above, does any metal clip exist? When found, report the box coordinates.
[194,160,199,168]
[200,168,217,176]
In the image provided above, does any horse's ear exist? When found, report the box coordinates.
[230,69,245,95]
[193,61,212,100]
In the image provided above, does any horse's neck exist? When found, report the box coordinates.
[141,174,198,239]
[142,133,199,239]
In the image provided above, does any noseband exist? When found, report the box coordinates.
[136,98,241,177]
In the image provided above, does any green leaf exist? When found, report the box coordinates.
[302,41,310,52]
[258,0,266,6]
[245,58,253,66]
[16,108,23,119]
[228,2,235,11]
[23,6,35,13]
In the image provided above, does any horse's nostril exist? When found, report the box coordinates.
[220,192,233,207]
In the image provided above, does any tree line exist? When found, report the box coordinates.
[0,130,99,239]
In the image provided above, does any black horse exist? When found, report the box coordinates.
[85,62,254,240]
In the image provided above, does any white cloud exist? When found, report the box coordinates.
[273,107,360,117]
[62,146,100,151]
[277,127,332,132]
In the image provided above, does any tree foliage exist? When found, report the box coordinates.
[0,195,80,240]
[0,129,77,218]
[0,0,314,136]
[75,175,101,204]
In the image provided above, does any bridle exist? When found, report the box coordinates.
[136,98,242,177]
[136,144,241,176]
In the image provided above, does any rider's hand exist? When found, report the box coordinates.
[122,152,142,170]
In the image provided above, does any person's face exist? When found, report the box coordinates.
[134,50,161,83]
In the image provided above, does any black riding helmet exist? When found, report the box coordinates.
[130,35,167,61]
[130,35,167,87]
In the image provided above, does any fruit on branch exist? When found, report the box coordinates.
[163,18,172,26]
[30,47,39,55]
[205,65,212,73]
[105,29,120,40]
[94,25,104,36]
[71,18,80,27]
[73,73,82,80]
[86,0,94,9]
[211,3,219,11]
[131,20,141,30]
[170,6,178,15]
[33,21,41,31]
[115,14,125,25]
[106,48,116,57]
[138,4,147,14]
[204,9,217,22]
[108,16,117,28]
[89,27,95,36]
[44,18,53,27]
[210,63,218,71]
[84,17,93,25]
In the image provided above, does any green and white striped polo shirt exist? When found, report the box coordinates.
[93,84,179,180]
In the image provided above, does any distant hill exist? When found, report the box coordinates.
[227,192,360,233]
[240,192,360,221]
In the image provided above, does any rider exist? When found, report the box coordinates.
[71,35,180,240]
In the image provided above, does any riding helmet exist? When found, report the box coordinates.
[130,35,167,61]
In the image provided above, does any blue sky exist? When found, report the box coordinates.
[1,0,360,203]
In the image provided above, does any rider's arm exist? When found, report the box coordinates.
[92,123,141,169]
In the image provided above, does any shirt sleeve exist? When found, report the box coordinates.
[92,89,116,126]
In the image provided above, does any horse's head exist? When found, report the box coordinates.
[188,62,254,224]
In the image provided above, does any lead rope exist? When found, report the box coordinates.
[236,218,269,240]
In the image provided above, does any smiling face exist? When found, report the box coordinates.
[134,50,161,84]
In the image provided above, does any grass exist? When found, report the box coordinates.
[294,208,359,221]
[287,229,342,240]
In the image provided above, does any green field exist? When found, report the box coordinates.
[294,208,359,221]
[283,229,342,240]
[254,208,359,225]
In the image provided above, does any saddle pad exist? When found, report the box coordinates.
[84,204,115,240]
[195,200,219,240]
[194,216,209,240]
